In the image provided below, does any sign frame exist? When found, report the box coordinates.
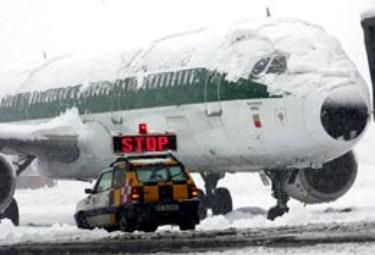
[112,134,177,154]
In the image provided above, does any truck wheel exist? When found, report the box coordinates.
[140,222,158,232]
[104,226,117,232]
[212,187,233,215]
[1,198,19,226]
[179,220,196,231]
[197,189,207,220]
[118,213,135,232]
[76,212,90,229]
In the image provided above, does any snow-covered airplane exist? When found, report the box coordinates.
[0,17,371,225]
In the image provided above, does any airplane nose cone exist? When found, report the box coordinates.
[320,91,369,141]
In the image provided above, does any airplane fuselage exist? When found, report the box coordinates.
[0,18,370,180]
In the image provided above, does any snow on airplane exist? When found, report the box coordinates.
[0,17,371,225]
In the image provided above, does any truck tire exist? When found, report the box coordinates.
[76,212,90,229]
[118,212,135,232]
[179,220,196,231]
[140,222,158,232]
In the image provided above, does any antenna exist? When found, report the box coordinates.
[266,7,271,17]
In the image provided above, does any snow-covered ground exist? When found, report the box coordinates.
[184,243,375,255]
[0,123,371,246]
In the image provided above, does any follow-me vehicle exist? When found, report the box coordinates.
[75,132,200,232]
[0,17,372,224]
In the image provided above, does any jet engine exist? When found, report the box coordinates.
[284,152,357,204]
[0,155,16,213]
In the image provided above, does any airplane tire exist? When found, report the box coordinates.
[1,198,19,226]
[212,187,233,216]
[197,189,207,220]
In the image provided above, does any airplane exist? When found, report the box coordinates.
[0,16,372,225]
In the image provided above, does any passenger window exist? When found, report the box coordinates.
[135,166,168,183]
[135,165,186,183]
[113,166,126,188]
[95,171,113,193]
[169,166,187,182]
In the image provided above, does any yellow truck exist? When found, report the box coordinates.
[74,153,200,232]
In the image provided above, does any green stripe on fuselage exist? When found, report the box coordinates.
[0,68,280,123]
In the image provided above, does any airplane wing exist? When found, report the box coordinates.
[0,135,79,163]
[0,109,81,167]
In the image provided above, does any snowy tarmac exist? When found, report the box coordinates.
[2,221,375,254]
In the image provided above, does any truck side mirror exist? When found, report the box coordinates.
[85,188,94,194]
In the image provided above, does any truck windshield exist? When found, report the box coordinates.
[134,165,187,183]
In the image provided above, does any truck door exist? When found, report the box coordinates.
[87,170,114,227]
[205,70,223,117]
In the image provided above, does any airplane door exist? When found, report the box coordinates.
[205,71,223,117]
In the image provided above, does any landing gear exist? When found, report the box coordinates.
[265,170,290,221]
[5,154,35,227]
[1,198,19,226]
[198,173,233,219]
[197,189,208,219]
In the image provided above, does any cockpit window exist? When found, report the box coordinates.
[250,57,271,78]
[250,55,287,79]
[266,56,287,74]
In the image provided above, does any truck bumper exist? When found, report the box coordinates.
[124,199,200,226]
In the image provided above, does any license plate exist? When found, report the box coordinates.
[156,204,179,212]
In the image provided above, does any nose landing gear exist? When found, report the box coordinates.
[198,170,291,221]
[198,173,233,219]
[265,170,290,220]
